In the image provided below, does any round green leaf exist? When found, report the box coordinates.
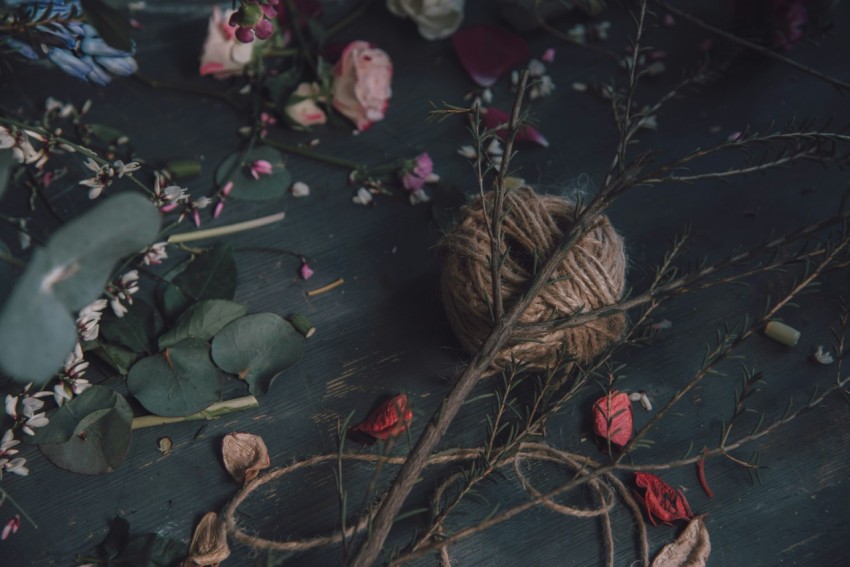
[211,313,304,395]
[166,244,237,320]
[127,338,221,417]
[0,193,160,383]
[37,386,132,474]
[100,300,163,355]
[214,147,290,201]
[159,299,247,350]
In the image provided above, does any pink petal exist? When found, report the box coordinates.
[213,200,225,218]
[300,262,314,280]
[542,47,555,63]
[452,26,529,87]
[481,107,549,148]
[221,181,234,196]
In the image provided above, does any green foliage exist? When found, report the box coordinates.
[80,0,132,51]
[0,240,14,303]
[159,299,247,349]
[88,516,186,567]
[91,341,138,375]
[211,313,304,395]
[0,150,13,201]
[36,386,133,474]
[127,338,221,417]
[100,300,163,355]
[161,244,237,320]
[215,147,291,201]
[0,193,160,383]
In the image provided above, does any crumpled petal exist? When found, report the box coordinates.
[182,512,230,567]
[634,472,694,526]
[481,107,549,147]
[221,432,270,484]
[452,25,529,87]
[349,394,413,443]
[591,390,633,447]
[651,515,711,567]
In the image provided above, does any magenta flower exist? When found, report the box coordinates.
[402,152,434,191]
[452,26,529,87]
[249,159,274,179]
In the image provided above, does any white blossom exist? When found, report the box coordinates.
[291,181,310,197]
[408,188,431,206]
[813,345,835,365]
[352,187,374,206]
[141,242,168,265]
[76,298,108,341]
[457,145,477,159]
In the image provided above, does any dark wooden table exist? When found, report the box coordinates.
[2,1,849,565]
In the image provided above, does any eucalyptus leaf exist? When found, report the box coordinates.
[159,299,246,350]
[165,244,237,319]
[265,69,300,105]
[0,149,13,201]
[80,0,132,51]
[92,341,138,375]
[121,533,187,567]
[100,300,163,354]
[37,386,133,474]
[214,147,290,201]
[127,338,221,417]
[87,123,126,145]
[99,516,130,560]
[211,313,304,395]
[0,240,13,301]
[0,193,159,383]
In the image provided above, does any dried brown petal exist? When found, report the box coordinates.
[157,437,173,456]
[651,515,711,567]
[182,511,230,567]
[221,432,270,484]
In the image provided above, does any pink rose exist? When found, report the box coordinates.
[199,6,256,78]
[331,41,392,131]
[285,82,327,127]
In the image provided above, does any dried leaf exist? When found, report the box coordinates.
[634,472,694,526]
[651,515,711,567]
[592,391,633,447]
[182,512,230,567]
[349,394,413,443]
[221,432,270,484]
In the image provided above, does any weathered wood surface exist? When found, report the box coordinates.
[1,1,849,565]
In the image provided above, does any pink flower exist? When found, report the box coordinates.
[2,515,20,540]
[285,82,327,127]
[331,41,393,131]
[300,262,314,280]
[249,160,274,180]
[199,6,256,78]
[402,153,434,191]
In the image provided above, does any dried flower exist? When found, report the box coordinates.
[349,394,413,442]
[592,391,633,447]
[221,432,270,484]
[76,298,108,342]
[634,472,694,526]
[183,511,230,566]
[331,41,393,131]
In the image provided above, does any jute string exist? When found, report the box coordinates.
[221,442,633,561]
[439,187,627,369]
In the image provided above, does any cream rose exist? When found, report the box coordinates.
[331,41,393,131]
[387,0,465,40]
[285,82,327,127]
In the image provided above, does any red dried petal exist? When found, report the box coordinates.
[351,394,412,441]
[481,107,549,148]
[592,391,633,447]
[634,472,694,526]
[452,25,529,87]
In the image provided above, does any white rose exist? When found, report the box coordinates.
[387,0,465,40]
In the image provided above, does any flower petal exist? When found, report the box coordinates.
[481,107,549,147]
[452,26,530,87]
[221,432,270,484]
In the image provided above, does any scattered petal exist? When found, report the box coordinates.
[813,345,834,365]
[352,187,373,206]
[291,181,310,197]
[651,516,711,567]
[221,432,270,484]
[634,472,694,526]
[349,394,413,443]
[300,262,314,280]
[592,391,633,447]
[481,107,549,147]
[457,145,477,159]
[542,47,556,63]
[184,512,231,566]
[452,25,529,87]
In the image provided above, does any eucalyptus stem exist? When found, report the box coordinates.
[166,211,286,244]
[131,396,259,429]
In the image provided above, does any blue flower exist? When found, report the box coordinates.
[0,0,138,84]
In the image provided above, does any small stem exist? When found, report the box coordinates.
[133,73,244,108]
[131,396,259,429]
[306,278,344,297]
[166,212,286,244]
[259,138,363,170]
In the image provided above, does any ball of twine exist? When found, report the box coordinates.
[439,186,627,369]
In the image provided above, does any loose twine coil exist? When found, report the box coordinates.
[221,442,648,566]
[439,187,627,369]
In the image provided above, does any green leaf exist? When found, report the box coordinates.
[165,244,237,319]
[37,386,133,474]
[127,338,221,417]
[265,69,300,105]
[0,240,14,302]
[100,300,163,354]
[211,313,304,395]
[87,123,126,145]
[80,0,132,52]
[92,341,138,375]
[0,193,160,383]
[307,19,327,46]
[120,533,187,567]
[214,147,291,201]
[0,149,14,201]
[159,299,246,350]
[99,516,130,560]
